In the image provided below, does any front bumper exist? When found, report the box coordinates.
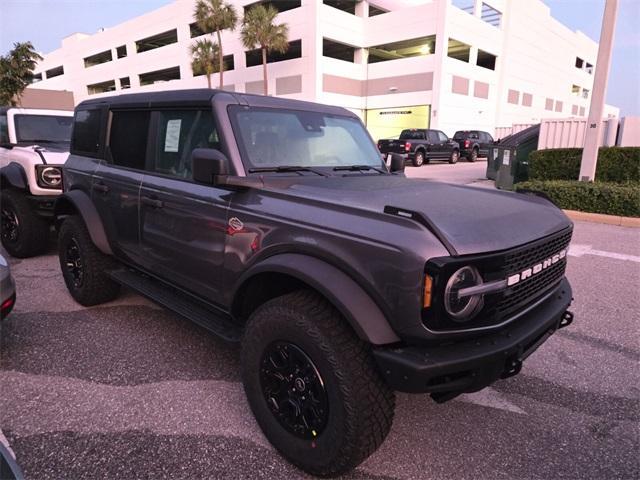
[373,277,572,398]
[27,194,59,219]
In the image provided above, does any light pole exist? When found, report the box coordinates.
[579,0,618,181]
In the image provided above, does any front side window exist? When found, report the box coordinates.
[108,110,150,169]
[437,131,448,142]
[230,107,382,170]
[153,110,219,179]
[14,115,73,144]
[72,109,103,154]
[0,114,9,144]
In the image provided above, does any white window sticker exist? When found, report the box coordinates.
[164,119,181,152]
[502,149,510,165]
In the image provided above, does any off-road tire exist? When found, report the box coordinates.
[449,149,460,164]
[0,189,50,258]
[412,150,425,167]
[468,148,478,162]
[58,215,120,306]
[241,290,395,477]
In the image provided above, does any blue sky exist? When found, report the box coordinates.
[1,0,638,115]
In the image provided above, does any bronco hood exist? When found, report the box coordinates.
[15,144,70,165]
[260,175,571,256]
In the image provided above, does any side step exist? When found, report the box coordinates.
[109,269,242,342]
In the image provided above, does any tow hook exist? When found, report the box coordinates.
[559,310,574,329]
[500,358,522,379]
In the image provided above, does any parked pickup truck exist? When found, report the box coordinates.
[56,90,574,477]
[378,128,460,167]
[453,130,496,162]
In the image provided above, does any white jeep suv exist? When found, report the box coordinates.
[0,107,73,257]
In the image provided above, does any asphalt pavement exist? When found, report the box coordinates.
[1,162,639,479]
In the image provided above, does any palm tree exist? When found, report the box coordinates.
[190,39,219,89]
[193,0,238,89]
[0,42,42,106]
[241,4,289,96]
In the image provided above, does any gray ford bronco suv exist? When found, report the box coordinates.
[55,90,574,477]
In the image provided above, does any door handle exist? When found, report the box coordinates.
[141,196,164,209]
[93,182,109,193]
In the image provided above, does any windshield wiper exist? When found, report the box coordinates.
[248,166,329,177]
[333,165,387,174]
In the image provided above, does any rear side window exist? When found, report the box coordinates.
[427,131,439,143]
[399,130,425,140]
[152,109,219,179]
[108,110,151,170]
[72,109,103,155]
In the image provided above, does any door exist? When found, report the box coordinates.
[436,130,450,158]
[92,109,150,262]
[480,132,494,157]
[426,130,440,158]
[138,109,231,304]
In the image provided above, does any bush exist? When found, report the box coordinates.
[516,180,640,217]
[528,147,640,183]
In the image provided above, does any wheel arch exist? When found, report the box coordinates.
[231,253,401,345]
[54,189,113,255]
[0,163,28,191]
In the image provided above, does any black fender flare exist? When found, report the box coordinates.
[0,162,28,190]
[234,253,401,345]
[54,190,113,255]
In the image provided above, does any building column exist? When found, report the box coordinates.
[356,1,369,17]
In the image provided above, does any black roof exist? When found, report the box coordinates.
[75,88,355,117]
[76,88,219,109]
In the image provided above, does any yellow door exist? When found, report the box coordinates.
[365,105,430,143]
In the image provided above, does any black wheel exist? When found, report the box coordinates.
[449,149,459,164]
[58,215,120,306]
[412,150,425,167]
[0,189,50,258]
[468,148,478,162]
[241,290,395,477]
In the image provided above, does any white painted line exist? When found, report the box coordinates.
[458,387,526,415]
[568,244,640,263]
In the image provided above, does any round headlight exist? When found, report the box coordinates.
[444,266,484,321]
[42,167,62,186]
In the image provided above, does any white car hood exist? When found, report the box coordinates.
[14,145,69,165]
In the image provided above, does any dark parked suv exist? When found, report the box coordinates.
[453,130,495,162]
[55,90,574,477]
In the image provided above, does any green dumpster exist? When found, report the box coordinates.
[495,125,540,190]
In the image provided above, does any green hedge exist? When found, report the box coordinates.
[528,147,640,183]
[516,180,640,217]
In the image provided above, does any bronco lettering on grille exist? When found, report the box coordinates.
[506,249,567,287]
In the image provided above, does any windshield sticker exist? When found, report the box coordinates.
[164,119,181,152]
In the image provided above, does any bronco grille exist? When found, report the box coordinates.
[423,227,573,333]
[494,228,572,320]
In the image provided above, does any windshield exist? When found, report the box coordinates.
[453,131,467,139]
[230,107,383,170]
[14,114,73,143]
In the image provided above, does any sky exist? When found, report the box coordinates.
[1,0,638,115]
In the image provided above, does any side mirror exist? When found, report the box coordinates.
[389,153,405,173]
[192,148,229,184]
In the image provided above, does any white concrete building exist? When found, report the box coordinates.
[29,0,619,141]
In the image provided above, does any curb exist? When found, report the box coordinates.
[563,209,640,228]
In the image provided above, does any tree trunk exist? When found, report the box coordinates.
[262,47,268,96]
[216,30,224,89]
[206,73,211,89]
